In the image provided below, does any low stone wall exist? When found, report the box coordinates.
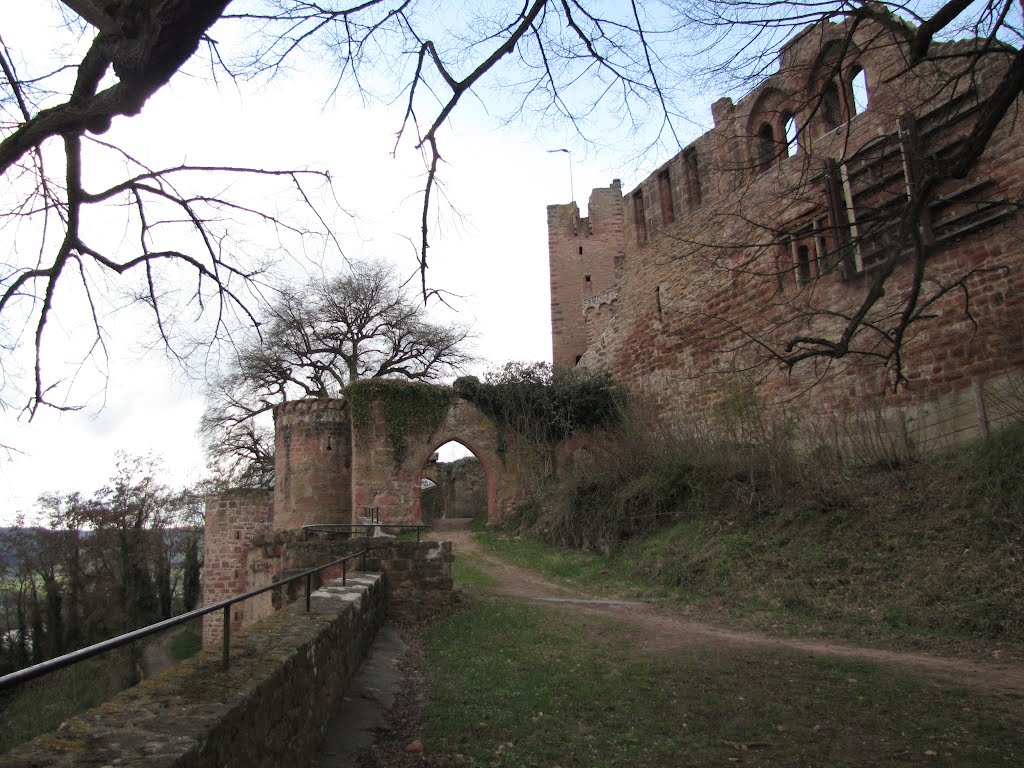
[366,539,454,623]
[0,574,386,768]
[281,537,455,624]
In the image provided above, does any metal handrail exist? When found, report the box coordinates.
[303,522,428,542]
[0,548,370,692]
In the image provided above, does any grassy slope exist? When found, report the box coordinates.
[493,426,1024,653]
[423,562,1024,767]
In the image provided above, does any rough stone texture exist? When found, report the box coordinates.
[0,574,386,768]
[549,182,624,368]
[363,540,455,624]
[550,18,1024,448]
[275,538,454,625]
[273,399,352,530]
[204,527,453,640]
[201,489,274,647]
[350,397,542,524]
[421,456,487,522]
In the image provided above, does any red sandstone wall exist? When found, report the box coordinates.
[350,397,534,524]
[549,182,625,367]
[201,489,273,646]
[559,19,1023,445]
[273,399,352,529]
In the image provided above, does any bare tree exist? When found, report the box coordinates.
[613,3,1024,390]
[202,259,474,485]
[1,1,1021,416]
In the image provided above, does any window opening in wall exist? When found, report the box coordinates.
[655,286,663,318]
[578,245,583,255]
[633,189,647,243]
[657,169,675,225]
[683,147,702,208]
[784,114,799,156]
[584,274,592,292]
[795,244,812,283]
[822,81,841,132]
[851,67,869,114]
[812,215,837,275]
[757,123,776,172]
[575,355,583,365]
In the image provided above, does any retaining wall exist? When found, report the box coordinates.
[0,574,386,768]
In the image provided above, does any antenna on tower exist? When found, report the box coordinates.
[546,148,574,203]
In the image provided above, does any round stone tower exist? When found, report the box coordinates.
[272,399,352,529]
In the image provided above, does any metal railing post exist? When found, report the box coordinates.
[305,573,312,612]
[342,558,348,586]
[222,605,231,671]
[362,548,367,571]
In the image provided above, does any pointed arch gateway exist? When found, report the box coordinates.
[349,393,528,525]
[415,437,493,523]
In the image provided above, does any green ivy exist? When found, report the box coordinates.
[346,379,455,466]
[454,361,624,446]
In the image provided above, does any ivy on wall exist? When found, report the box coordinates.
[347,379,456,466]
[454,362,625,447]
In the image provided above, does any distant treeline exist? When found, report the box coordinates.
[0,454,205,677]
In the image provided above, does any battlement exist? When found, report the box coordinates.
[549,15,1023,437]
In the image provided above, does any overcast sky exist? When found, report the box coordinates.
[0,4,711,524]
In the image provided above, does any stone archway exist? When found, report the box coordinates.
[268,386,552,529]
[350,396,523,524]
[413,438,492,523]
[420,441,488,522]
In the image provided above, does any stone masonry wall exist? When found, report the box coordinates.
[205,522,453,641]
[202,489,273,647]
[350,397,529,524]
[421,457,488,521]
[279,537,453,624]
[556,19,1024,445]
[548,181,625,367]
[0,574,386,768]
[273,399,352,530]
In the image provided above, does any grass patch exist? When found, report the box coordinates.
[474,530,634,597]
[423,593,1023,767]
[170,629,202,661]
[453,556,499,589]
[499,424,1024,650]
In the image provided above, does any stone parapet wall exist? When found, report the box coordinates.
[203,528,454,641]
[281,537,454,624]
[364,539,454,623]
[0,574,386,768]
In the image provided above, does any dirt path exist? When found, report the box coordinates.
[435,529,1024,699]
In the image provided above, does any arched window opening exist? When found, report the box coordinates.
[851,66,869,115]
[783,114,799,156]
[757,122,776,172]
[821,81,841,131]
[420,440,486,523]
